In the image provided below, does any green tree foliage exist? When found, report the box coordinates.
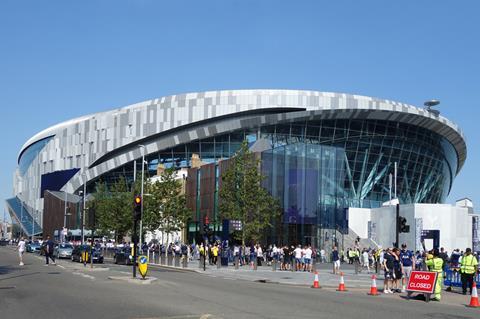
[93,176,133,242]
[219,140,280,244]
[145,167,190,243]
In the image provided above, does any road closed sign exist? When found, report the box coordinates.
[407,271,438,294]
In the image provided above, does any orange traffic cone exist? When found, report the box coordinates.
[337,272,347,291]
[311,271,321,289]
[368,274,379,296]
[467,281,479,308]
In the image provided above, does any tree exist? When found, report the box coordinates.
[145,167,190,244]
[219,140,280,245]
[93,176,133,242]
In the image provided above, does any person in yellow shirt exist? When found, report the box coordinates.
[460,248,479,295]
[211,244,219,265]
[425,249,443,301]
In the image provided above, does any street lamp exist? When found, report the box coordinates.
[80,172,87,245]
[138,145,146,249]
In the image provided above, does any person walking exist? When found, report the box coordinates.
[425,249,444,301]
[17,237,26,266]
[44,235,56,265]
[332,246,340,274]
[460,248,479,295]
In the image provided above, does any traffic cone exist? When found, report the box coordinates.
[311,271,321,289]
[367,274,379,296]
[337,272,347,291]
[467,281,479,308]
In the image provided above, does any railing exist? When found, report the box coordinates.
[444,267,480,287]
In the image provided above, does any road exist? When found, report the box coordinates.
[0,246,478,319]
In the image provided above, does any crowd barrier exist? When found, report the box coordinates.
[444,268,480,287]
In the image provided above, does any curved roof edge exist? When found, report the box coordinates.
[18,89,467,172]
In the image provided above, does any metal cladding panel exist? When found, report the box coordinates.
[14,90,467,215]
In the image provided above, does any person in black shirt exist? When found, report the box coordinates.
[44,236,56,266]
[383,248,395,293]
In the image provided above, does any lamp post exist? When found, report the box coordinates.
[80,172,87,245]
[139,145,146,250]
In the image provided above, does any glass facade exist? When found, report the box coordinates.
[18,136,54,176]
[92,118,458,245]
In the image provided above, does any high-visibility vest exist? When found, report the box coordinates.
[212,247,218,257]
[426,257,443,273]
[460,255,479,274]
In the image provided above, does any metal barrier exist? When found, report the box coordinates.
[444,268,480,287]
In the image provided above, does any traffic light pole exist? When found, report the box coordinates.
[133,217,138,278]
[395,203,399,248]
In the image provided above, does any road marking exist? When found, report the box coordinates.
[56,264,65,269]
[72,272,95,280]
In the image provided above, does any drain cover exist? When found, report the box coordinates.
[0,286,16,290]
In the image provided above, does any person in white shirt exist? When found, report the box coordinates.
[17,237,26,266]
[304,245,313,272]
[362,249,370,273]
[294,245,303,271]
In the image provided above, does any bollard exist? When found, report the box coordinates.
[312,259,317,273]
[253,257,258,271]
[168,255,173,266]
[182,256,188,268]
[199,256,204,269]
[234,256,239,270]
[354,259,359,274]
[291,258,295,272]
[161,254,166,265]
[272,258,277,271]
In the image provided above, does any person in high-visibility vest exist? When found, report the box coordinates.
[211,244,219,265]
[460,248,479,295]
[425,249,444,301]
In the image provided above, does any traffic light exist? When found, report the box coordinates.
[398,216,410,233]
[133,195,142,221]
[203,223,210,234]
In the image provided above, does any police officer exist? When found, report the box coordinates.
[425,249,443,301]
[460,248,479,295]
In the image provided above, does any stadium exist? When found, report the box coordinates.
[5,90,467,247]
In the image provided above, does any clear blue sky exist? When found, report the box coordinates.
[1,1,479,221]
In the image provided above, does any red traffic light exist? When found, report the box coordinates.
[134,195,142,205]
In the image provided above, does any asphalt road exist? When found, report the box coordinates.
[1,246,478,319]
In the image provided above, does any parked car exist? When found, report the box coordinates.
[26,241,41,253]
[71,245,104,263]
[113,247,134,265]
[54,243,73,259]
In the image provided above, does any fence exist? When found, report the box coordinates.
[444,268,480,287]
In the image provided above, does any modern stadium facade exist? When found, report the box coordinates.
[6,89,467,246]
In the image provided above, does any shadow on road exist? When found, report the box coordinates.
[0,264,17,276]
[0,270,41,281]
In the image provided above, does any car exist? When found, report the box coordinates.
[26,241,41,253]
[71,245,104,263]
[54,243,74,259]
[113,247,134,265]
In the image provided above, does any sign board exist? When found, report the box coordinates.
[138,255,148,279]
[406,271,437,294]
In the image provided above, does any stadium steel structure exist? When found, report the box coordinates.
[6,90,466,243]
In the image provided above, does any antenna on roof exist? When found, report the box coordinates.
[424,99,440,116]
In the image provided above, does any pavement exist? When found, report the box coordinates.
[1,246,479,319]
